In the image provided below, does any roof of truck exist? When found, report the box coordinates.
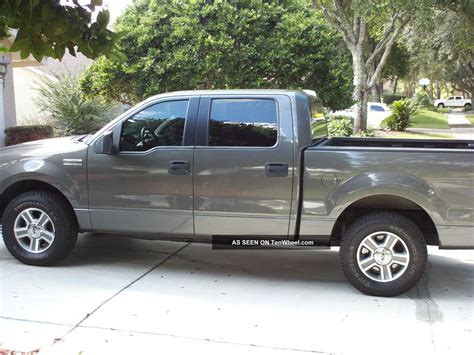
[144,89,311,101]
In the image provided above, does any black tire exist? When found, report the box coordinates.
[2,191,78,265]
[437,103,444,108]
[464,103,472,110]
[339,211,427,297]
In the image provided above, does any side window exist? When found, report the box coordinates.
[447,97,453,100]
[208,99,278,147]
[120,100,189,152]
[455,96,462,100]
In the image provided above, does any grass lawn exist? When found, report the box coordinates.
[374,130,454,139]
[409,109,449,129]
[465,113,474,125]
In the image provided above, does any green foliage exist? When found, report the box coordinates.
[382,43,411,80]
[4,125,54,146]
[80,0,353,110]
[406,2,473,99]
[414,92,431,107]
[326,115,354,137]
[352,129,375,137]
[382,94,405,105]
[0,0,124,61]
[325,115,375,137]
[35,73,111,135]
[426,106,450,114]
[382,99,419,131]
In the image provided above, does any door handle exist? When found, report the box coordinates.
[168,160,190,175]
[265,162,288,177]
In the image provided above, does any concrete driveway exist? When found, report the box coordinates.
[1,233,473,354]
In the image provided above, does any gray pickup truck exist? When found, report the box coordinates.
[1,90,473,296]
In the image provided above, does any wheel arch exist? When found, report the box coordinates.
[330,194,440,247]
[0,179,78,228]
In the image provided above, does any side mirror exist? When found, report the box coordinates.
[102,131,117,155]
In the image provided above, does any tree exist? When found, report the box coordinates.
[404,1,473,100]
[0,0,124,61]
[380,42,410,95]
[80,0,353,110]
[312,0,431,132]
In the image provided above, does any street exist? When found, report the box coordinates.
[1,233,473,354]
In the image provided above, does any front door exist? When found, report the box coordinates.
[87,97,198,236]
[193,95,295,237]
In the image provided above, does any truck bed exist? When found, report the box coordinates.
[315,137,474,150]
[301,136,474,248]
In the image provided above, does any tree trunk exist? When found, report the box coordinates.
[434,82,441,99]
[371,85,379,102]
[392,77,398,94]
[371,80,382,102]
[353,52,367,132]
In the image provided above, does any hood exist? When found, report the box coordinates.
[0,136,89,163]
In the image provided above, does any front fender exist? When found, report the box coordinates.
[0,156,87,209]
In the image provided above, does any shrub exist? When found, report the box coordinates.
[426,106,450,113]
[5,125,54,146]
[352,129,375,137]
[326,115,353,137]
[414,92,430,107]
[35,73,111,135]
[382,99,419,131]
[382,94,405,105]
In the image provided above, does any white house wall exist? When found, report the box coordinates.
[12,67,53,126]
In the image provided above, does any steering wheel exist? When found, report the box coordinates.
[140,126,156,147]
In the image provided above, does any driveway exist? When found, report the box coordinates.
[1,233,473,354]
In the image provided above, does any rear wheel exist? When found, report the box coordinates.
[339,212,427,296]
[464,103,472,110]
[2,191,78,265]
[437,103,444,108]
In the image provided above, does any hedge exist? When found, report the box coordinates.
[5,125,54,146]
[382,94,406,105]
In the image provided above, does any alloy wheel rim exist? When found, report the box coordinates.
[356,231,410,283]
[14,208,55,253]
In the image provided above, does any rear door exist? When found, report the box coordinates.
[193,95,295,237]
[454,96,463,106]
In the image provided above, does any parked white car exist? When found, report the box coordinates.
[332,102,391,129]
[433,96,472,108]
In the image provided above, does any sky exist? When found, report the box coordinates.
[102,0,135,25]
[61,0,135,25]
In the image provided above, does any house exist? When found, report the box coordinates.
[0,50,32,147]
[13,53,92,126]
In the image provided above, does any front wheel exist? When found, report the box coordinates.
[2,191,78,265]
[339,212,427,297]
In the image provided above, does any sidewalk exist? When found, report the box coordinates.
[447,111,474,140]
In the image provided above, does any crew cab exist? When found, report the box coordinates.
[434,96,472,108]
[1,90,473,296]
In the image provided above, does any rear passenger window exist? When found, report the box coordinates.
[208,99,277,147]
